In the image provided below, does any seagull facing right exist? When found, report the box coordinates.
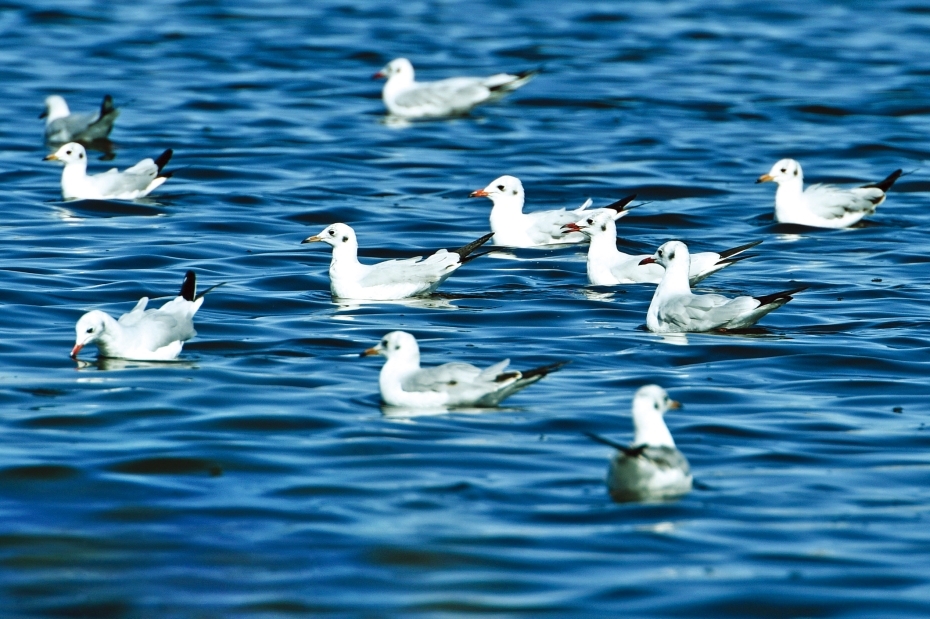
[756,158,902,228]
[373,58,535,119]
[585,385,692,503]
[44,142,173,200]
[563,209,762,286]
[641,240,806,333]
[41,94,120,144]
[362,331,567,408]
[71,271,215,361]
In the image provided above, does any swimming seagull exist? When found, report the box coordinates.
[373,58,535,119]
[362,331,567,408]
[302,223,494,300]
[71,271,220,361]
[756,159,902,228]
[469,175,640,248]
[585,385,692,502]
[41,94,120,144]
[44,142,173,200]
[563,210,762,286]
[641,240,806,333]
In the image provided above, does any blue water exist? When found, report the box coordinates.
[1,0,930,616]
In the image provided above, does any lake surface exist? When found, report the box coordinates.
[1,0,929,616]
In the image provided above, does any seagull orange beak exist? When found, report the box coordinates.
[756,174,774,184]
[70,343,83,358]
[469,189,489,198]
[668,399,681,410]
[561,222,582,233]
[301,235,322,244]
[360,346,381,357]
[44,153,59,161]
[639,257,657,265]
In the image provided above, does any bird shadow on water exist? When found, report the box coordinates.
[50,199,168,219]
[74,357,200,372]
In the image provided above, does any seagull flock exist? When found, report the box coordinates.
[48,57,905,502]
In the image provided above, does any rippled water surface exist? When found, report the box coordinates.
[2,1,930,616]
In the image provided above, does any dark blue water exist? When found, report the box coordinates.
[1,1,930,616]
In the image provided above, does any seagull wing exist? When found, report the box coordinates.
[804,184,882,219]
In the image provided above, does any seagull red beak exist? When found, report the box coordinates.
[562,222,581,233]
[639,257,657,265]
[469,189,489,198]
[70,344,83,358]
[372,71,385,79]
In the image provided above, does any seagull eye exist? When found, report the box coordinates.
[497,185,504,191]
[780,168,786,173]
[86,327,94,333]
[586,218,593,225]
[66,150,72,155]
[328,229,335,236]
[658,250,663,257]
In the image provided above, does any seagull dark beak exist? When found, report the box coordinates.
[39,110,48,119]
[44,153,59,161]
[360,346,381,357]
[372,71,385,79]
[70,343,83,358]
[301,235,322,244]
[469,189,489,198]
[639,256,657,265]
[562,222,582,233]
[756,174,774,184]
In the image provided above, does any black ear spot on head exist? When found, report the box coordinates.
[79,152,84,159]
[512,190,517,195]
[654,402,660,410]
[793,169,798,176]
[393,344,399,350]
[600,224,606,231]
[342,236,348,242]
[669,250,676,260]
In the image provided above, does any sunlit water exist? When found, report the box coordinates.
[1,1,929,616]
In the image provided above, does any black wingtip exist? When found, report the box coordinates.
[583,431,646,458]
[862,169,903,193]
[453,232,494,262]
[195,281,226,301]
[179,271,196,301]
[100,94,117,116]
[717,239,763,260]
[754,285,808,307]
[604,194,638,213]
[154,149,174,175]
[519,360,570,381]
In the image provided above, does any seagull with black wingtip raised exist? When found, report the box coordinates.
[362,331,567,408]
[586,384,692,502]
[44,142,173,200]
[640,240,806,333]
[757,158,902,228]
[41,94,120,144]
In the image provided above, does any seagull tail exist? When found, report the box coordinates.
[489,69,537,92]
[518,359,570,381]
[179,271,197,301]
[583,431,647,458]
[154,149,174,176]
[862,169,903,193]
[100,94,117,116]
[754,285,808,307]
[717,239,763,260]
[604,194,638,214]
[453,232,494,263]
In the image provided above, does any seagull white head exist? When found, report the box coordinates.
[469,175,525,208]
[40,95,70,122]
[43,142,88,166]
[301,222,357,248]
[72,310,110,358]
[757,158,803,185]
[631,384,680,448]
[361,331,420,364]
[562,209,620,237]
[640,240,689,269]
[373,58,414,82]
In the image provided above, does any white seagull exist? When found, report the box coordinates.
[469,175,639,248]
[641,240,806,333]
[362,331,567,408]
[373,58,535,119]
[44,142,173,201]
[71,271,218,361]
[302,223,493,300]
[586,385,692,502]
[563,210,762,286]
[757,158,902,228]
[41,94,120,144]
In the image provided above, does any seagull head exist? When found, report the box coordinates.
[639,240,688,269]
[40,95,69,121]
[302,223,357,248]
[757,158,803,185]
[44,142,87,166]
[561,209,616,237]
[361,331,420,364]
[631,384,680,448]
[72,310,109,358]
[469,175,525,208]
[373,58,414,81]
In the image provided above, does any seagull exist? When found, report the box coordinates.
[44,142,173,200]
[71,271,219,361]
[641,240,806,333]
[41,94,120,144]
[469,175,640,248]
[585,385,692,502]
[302,223,494,300]
[563,210,761,286]
[362,331,567,408]
[756,159,902,228]
[373,58,535,119]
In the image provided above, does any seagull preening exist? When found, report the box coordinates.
[757,158,902,228]
[302,223,493,300]
[71,271,217,361]
[41,94,120,144]
[362,331,567,408]
[470,175,640,248]
[44,142,173,201]
[373,58,535,119]
[641,240,806,333]
[563,209,762,286]
[586,385,692,503]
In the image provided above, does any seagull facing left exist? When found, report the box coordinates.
[641,240,806,333]
[362,331,567,408]
[302,223,493,300]
[44,142,173,201]
[71,271,217,361]
[757,158,902,228]
[41,94,120,144]
[585,385,692,503]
